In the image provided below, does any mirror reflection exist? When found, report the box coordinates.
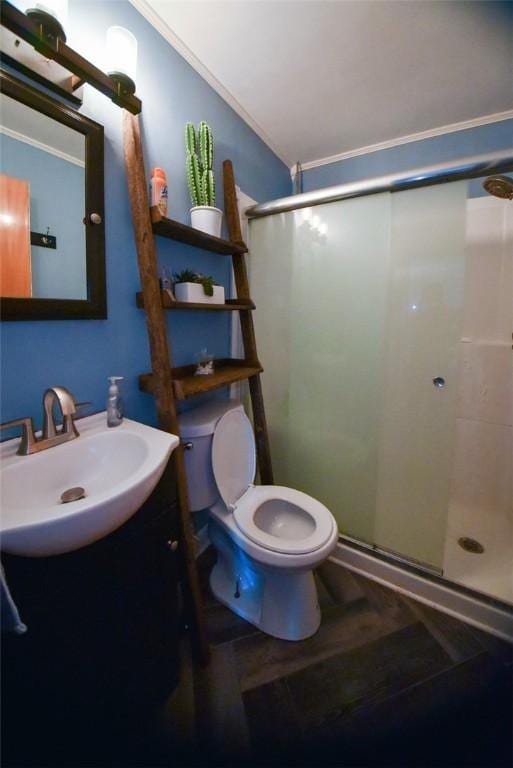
[0,92,86,300]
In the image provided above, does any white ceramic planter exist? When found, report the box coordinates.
[174,282,225,304]
[190,206,223,238]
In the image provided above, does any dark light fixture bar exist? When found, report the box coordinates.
[0,50,83,107]
[0,0,141,114]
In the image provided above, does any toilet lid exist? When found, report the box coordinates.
[212,409,256,508]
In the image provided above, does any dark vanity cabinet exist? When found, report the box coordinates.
[1,464,182,767]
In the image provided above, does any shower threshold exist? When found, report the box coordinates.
[333,534,513,642]
[341,533,443,577]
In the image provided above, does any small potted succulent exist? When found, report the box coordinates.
[173,269,224,304]
[185,121,223,237]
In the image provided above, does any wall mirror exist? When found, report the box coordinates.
[0,70,106,320]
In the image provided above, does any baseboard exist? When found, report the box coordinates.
[331,539,513,642]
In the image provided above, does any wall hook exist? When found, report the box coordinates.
[30,227,56,249]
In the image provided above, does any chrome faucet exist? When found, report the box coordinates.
[0,387,86,456]
[42,387,79,442]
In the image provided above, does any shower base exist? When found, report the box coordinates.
[443,506,513,605]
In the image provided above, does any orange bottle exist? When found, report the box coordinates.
[149,167,168,216]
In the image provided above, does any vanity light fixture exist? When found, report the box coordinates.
[26,0,68,43]
[106,26,138,97]
[0,0,141,113]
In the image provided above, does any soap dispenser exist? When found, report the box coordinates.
[107,376,124,427]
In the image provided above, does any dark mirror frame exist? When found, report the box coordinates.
[0,70,106,320]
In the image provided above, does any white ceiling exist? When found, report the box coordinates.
[0,93,85,164]
[138,0,513,168]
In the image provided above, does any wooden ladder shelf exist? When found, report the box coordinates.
[122,112,273,665]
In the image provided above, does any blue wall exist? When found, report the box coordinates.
[1,0,290,430]
[0,133,86,299]
[302,119,513,197]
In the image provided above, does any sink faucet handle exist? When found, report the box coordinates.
[0,417,37,456]
[75,401,92,410]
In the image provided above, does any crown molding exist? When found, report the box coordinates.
[128,0,291,167]
[292,110,513,175]
[0,125,85,167]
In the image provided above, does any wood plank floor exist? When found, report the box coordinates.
[178,553,513,768]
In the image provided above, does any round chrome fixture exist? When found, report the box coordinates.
[60,486,86,503]
[482,175,513,200]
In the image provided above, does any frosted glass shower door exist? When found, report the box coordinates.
[249,195,392,544]
[248,182,466,570]
[373,183,467,568]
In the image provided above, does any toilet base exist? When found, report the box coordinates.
[208,520,321,641]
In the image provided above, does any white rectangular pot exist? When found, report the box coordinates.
[190,206,223,238]
[174,282,225,304]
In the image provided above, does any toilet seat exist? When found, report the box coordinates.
[233,486,335,555]
[211,410,334,556]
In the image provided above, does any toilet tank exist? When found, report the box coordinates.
[179,400,244,511]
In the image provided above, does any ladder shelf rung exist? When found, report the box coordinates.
[139,358,263,400]
[150,206,247,255]
[136,291,255,311]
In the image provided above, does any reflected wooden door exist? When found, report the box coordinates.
[0,174,32,297]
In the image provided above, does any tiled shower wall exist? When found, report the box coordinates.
[444,196,513,602]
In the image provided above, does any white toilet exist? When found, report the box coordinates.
[179,400,338,641]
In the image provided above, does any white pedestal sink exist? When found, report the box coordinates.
[0,413,179,557]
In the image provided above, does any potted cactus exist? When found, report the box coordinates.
[185,121,223,237]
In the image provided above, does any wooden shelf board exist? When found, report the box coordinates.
[136,291,255,311]
[139,358,262,400]
[150,207,247,255]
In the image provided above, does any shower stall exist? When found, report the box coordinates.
[246,153,513,609]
